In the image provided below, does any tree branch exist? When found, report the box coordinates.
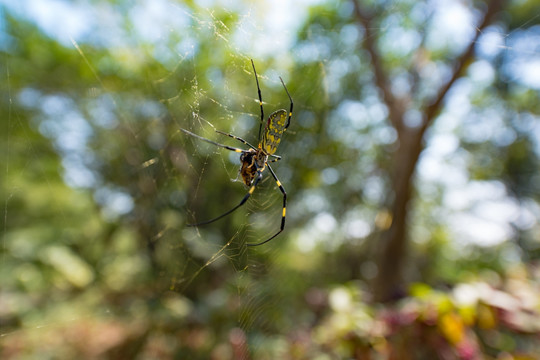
[352,1,404,132]
[353,0,505,136]
[422,0,505,132]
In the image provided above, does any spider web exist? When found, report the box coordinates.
[154,10,306,350]
[2,0,540,358]
[0,1,319,357]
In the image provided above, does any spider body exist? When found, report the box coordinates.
[262,109,290,155]
[239,148,266,187]
[181,59,293,246]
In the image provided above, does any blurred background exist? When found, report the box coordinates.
[1,0,540,358]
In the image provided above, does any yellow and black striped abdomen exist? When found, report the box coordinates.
[261,109,288,155]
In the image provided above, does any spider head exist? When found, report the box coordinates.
[239,149,267,186]
[239,149,257,186]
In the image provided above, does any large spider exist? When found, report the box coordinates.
[181,59,293,246]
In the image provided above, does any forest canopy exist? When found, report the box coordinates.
[1,0,540,358]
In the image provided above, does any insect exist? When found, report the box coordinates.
[181,59,293,246]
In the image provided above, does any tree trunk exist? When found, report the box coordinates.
[352,0,505,303]
[373,127,424,302]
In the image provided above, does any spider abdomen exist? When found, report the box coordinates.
[262,109,289,155]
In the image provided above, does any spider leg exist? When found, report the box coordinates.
[187,171,263,227]
[267,156,281,163]
[247,164,286,247]
[251,59,265,142]
[279,77,293,129]
[181,128,244,153]
[215,130,258,150]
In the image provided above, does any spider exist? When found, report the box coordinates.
[181,59,293,246]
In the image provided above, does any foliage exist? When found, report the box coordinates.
[311,266,540,359]
[1,0,540,358]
